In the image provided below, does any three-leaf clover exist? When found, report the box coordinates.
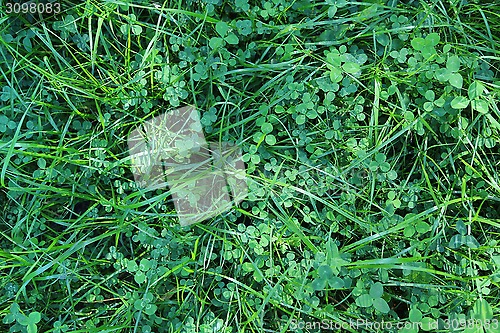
[0,114,17,133]
[134,292,158,316]
[311,265,344,290]
[210,21,239,50]
[468,81,489,114]
[120,14,143,36]
[17,311,41,333]
[411,32,439,59]
[53,15,78,39]
[355,282,390,314]
[445,55,463,89]
[127,258,154,284]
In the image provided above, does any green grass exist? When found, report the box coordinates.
[1,0,500,332]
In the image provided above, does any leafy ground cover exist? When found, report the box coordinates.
[1,0,500,332]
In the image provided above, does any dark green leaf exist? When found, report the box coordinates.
[446,55,461,72]
[468,81,485,100]
[216,21,229,37]
[450,96,469,109]
[369,282,384,298]
[448,73,463,89]
[373,297,390,313]
[342,62,361,74]
[355,294,373,307]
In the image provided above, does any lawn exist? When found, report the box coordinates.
[1,0,500,332]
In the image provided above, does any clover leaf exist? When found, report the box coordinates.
[0,86,12,101]
[209,37,224,49]
[356,294,373,307]
[446,55,461,72]
[369,282,384,298]
[0,114,17,133]
[134,292,157,315]
[213,21,239,47]
[265,134,277,145]
[411,33,439,59]
[235,0,250,11]
[471,99,489,114]
[53,320,69,333]
[236,20,252,36]
[342,62,361,74]
[468,81,485,99]
[17,311,41,333]
[312,264,344,290]
[53,15,78,39]
[356,283,390,313]
[450,96,470,109]
[448,73,463,89]
[120,14,143,36]
[373,298,390,314]
[216,21,230,37]
[472,299,493,321]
